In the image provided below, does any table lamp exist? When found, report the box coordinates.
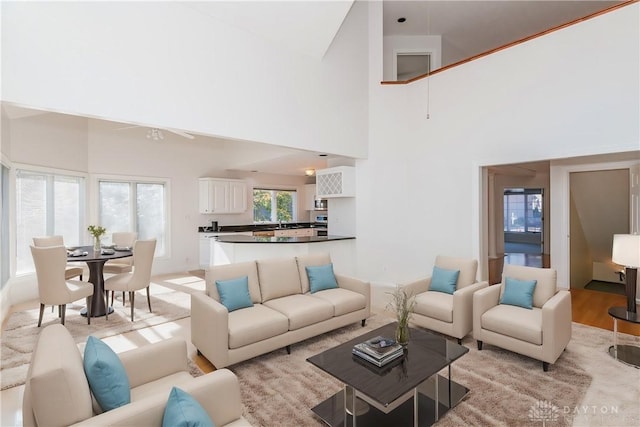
[612,234,640,313]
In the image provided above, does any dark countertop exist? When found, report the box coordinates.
[215,235,354,244]
[198,222,327,233]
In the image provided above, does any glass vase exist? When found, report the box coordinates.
[93,236,101,252]
[395,322,410,346]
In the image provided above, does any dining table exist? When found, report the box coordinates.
[67,245,133,317]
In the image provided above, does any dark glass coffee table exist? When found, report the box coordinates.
[307,322,469,427]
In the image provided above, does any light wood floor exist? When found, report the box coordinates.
[570,288,640,336]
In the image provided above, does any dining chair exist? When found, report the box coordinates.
[32,235,84,281]
[30,245,95,326]
[103,232,137,275]
[104,239,156,321]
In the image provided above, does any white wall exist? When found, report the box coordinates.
[383,35,442,81]
[356,3,639,287]
[1,1,369,159]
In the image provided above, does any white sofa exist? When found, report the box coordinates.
[23,324,251,427]
[191,253,370,369]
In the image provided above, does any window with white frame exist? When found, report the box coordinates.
[253,188,297,223]
[15,169,86,275]
[98,178,167,256]
[1,162,10,288]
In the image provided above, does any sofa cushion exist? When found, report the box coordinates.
[429,266,460,294]
[413,291,453,323]
[28,324,94,427]
[162,387,215,427]
[206,261,261,304]
[257,258,302,302]
[297,253,332,294]
[310,288,367,316]
[228,304,289,349]
[264,294,334,330]
[501,264,556,308]
[500,277,537,309]
[481,304,543,345]
[435,256,478,290]
[306,264,339,293]
[83,336,131,412]
[215,276,253,312]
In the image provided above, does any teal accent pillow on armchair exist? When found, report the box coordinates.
[162,387,215,427]
[83,336,131,411]
[429,266,460,294]
[500,277,537,309]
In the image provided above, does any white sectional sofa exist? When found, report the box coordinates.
[191,253,370,369]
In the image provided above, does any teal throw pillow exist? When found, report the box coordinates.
[306,263,339,293]
[429,266,460,294]
[215,276,253,312]
[500,277,537,309]
[162,387,215,427]
[83,336,131,411]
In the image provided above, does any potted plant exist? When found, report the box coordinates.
[87,225,106,252]
[387,286,416,346]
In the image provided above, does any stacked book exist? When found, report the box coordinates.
[352,336,404,367]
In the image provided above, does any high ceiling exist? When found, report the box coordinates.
[384,0,623,70]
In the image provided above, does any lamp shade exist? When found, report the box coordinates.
[612,234,640,268]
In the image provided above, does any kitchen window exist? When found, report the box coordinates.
[98,178,168,257]
[253,188,297,223]
[15,168,86,275]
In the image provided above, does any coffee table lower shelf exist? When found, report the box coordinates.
[311,374,469,427]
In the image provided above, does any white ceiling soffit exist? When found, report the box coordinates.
[182,1,354,59]
[383,0,622,66]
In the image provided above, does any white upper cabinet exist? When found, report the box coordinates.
[199,178,248,214]
[304,184,317,210]
[316,166,355,198]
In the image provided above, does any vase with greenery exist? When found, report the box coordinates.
[387,286,416,346]
[87,225,106,252]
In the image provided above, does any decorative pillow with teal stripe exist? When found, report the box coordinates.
[306,263,339,293]
[83,336,131,411]
[162,387,215,427]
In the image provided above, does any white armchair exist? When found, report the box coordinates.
[473,264,572,371]
[402,256,488,344]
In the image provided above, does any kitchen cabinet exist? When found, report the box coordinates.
[199,178,247,214]
[274,228,315,237]
[199,232,253,268]
[316,166,355,198]
[304,184,317,211]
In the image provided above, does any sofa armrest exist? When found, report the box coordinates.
[71,370,248,427]
[472,285,501,338]
[541,290,572,362]
[191,292,230,368]
[119,337,188,389]
[452,281,489,334]
[401,278,430,297]
[335,274,371,318]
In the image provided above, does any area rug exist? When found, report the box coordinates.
[1,272,204,390]
[230,317,640,426]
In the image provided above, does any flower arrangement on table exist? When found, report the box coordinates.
[387,286,416,346]
[87,225,107,251]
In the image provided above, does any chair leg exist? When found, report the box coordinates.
[61,305,66,325]
[129,291,135,321]
[542,362,549,372]
[457,338,462,345]
[361,319,366,327]
[51,305,54,313]
[146,286,152,313]
[58,305,62,318]
[38,303,45,327]
[122,291,126,306]
[86,296,91,325]
[286,345,291,354]
[477,340,483,350]
[105,289,109,320]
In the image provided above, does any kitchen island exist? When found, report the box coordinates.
[212,235,356,275]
